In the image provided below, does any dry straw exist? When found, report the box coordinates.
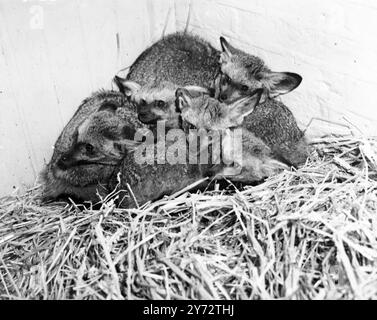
[0,135,377,299]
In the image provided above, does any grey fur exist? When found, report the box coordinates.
[109,137,208,208]
[40,91,146,203]
[40,90,214,207]
[176,89,289,182]
[117,32,309,167]
[125,32,219,89]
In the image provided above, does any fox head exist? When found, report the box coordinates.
[175,87,289,180]
[114,76,210,128]
[41,92,146,201]
[176,87,263,130]
[218,37,302,103]
[56,102,141,171]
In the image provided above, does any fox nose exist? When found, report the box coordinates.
[137,104,149,115]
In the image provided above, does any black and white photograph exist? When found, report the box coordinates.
[0,0,376,301]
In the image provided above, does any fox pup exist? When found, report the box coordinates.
[175,88,288,182]
[115,33,308,166]
[40,91,146,203]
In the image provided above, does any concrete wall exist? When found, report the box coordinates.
[1,0,377,195]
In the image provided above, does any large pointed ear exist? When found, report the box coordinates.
[98,102,119,113]
[175,88,193,112]
[220,36,236,62]
[258,71,302,98]
[182,85,209,97]
[113,76,141,98]
[228,89,263,123]
[220,36,235,56]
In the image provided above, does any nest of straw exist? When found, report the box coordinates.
[1,135,377,300]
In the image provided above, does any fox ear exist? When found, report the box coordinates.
[182,85,209,97]
[98,102,119,113]
[220,36,235,60]
[77,117,91,141]
[113,76,141,97]
[258,71,302,98]
[228,89,263,123]
[175,88,192,111]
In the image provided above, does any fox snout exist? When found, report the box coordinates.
[137,103,157,123]
[137,108,161,124]
[137,104,150,115]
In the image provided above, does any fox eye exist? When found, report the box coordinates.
[241,85,249,92]
[156,100,165,108]
[85,143,94,154]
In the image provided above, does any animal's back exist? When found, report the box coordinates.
[127,32,219,88]
[114,154,203,208]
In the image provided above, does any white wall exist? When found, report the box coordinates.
[1,0,377,196]
[176,0,377,137]
[0,0,176,195]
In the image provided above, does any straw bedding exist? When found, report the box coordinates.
[0,135,376,299]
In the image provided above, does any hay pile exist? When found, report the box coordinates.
[1,135,377,300]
